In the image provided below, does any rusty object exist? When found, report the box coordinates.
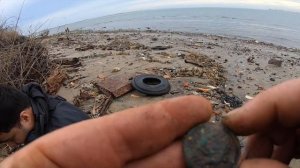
[96,73,136,98]
[183,122,240,168]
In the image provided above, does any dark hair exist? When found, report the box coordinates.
[0,86,31,132]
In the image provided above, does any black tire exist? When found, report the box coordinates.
[132,75,171,96]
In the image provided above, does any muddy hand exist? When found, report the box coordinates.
[0,96,212,168]
[224,79,300,168]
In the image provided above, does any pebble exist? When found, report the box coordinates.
[112,67,121,72]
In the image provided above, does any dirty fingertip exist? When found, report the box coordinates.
[222,108,249,135]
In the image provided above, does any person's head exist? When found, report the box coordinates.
[0,85,35,146]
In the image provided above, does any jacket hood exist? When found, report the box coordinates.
[21,82,49,138]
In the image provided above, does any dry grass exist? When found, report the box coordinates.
[0,26,55,89]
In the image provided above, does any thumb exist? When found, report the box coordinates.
[240,159,288,168]
[223,79,300,135]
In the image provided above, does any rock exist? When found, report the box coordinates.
[112,67,121,72]
[270,78,275,82]
[268,58,283,67]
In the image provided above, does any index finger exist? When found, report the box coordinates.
[2,96,212,168]
[223,79,300,135]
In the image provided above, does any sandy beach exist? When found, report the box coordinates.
[42,30,300,166]
[42,30,299,113]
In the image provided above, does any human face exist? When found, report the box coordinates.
[0,108,34,147]
[0,127,28,147]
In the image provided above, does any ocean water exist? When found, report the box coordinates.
[51,8,300,48]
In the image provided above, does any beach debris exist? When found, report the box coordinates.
[217,89,243,108]
[247,56,255,63]
[75,44,95,51]
[151,45,172,50]
[152,65,225,86]
[44,68,68,94]
[131,94,140,98]
[73,83,112,118]
[183,82,190,88]
[183,122,240,168]
[132,75,171,96]
[177,52,185,58]
[268,58,283,67]
[112,67,121,73]
[207,85,218,90]
[96,73,136,98]
[245,95,254,100]
[101,39,147,51]
[184,53,226,85]
[53,57,81,66]
[197,88,211,93]
[151,37,158,41]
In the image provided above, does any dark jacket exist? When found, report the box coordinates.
[21,83,89,143]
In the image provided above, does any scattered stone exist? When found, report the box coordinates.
[270,78,275,82]
[268,58,283,67]
[112,67,121,73]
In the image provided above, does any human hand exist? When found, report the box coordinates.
[0,96,212,168]
[224,79,300,168]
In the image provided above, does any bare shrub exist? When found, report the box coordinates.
[0,26,54,88]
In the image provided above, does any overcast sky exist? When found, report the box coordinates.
[1,0,300,33]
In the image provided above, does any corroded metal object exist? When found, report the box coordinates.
[183,122,240,168]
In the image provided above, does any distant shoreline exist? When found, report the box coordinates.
[50,29,300,51]
[46,8,300,49]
